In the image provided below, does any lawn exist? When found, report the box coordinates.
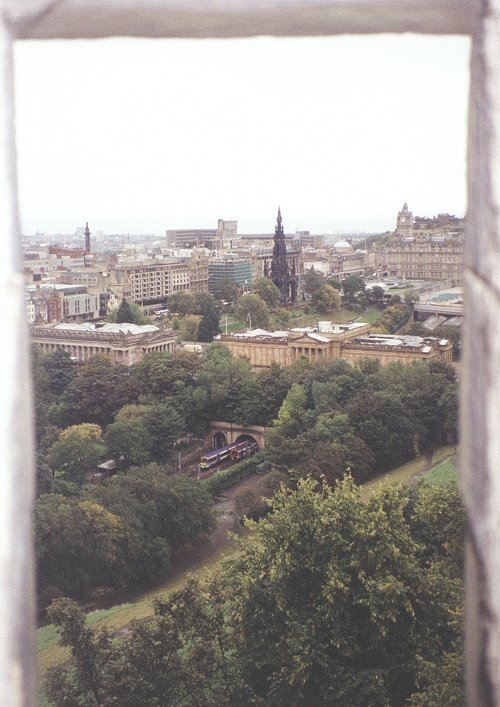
[37,540,243,687]
[355,308,383,324]
[287,307,363,328]
[423,456,458,485]
[361,445,456,499]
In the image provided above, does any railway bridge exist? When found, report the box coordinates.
[208,421,268,450]
[413,302,464,321]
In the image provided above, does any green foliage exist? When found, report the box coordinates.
[109,298,150,325]
[46,478,464,706]
[374,303,412,333]
[40,349,76,396]
[252,276,281,308]
[341,274,366,305]
[368,285,386,304]
[167,290,196,315]
[49,356,139,428]
[115,297,133,323]
[201,452,264,495]
[36,466,215,613]
[178,313,201,341]
[132,350,201,398]
[104,416,153,467]
[303,267,325,295]
[142,401,185,461]
[264,358,458,482]
[311,283,341,313]
[404,289,420,304]
[46,424,106,484]
[210,277,240,304]
[197,302,220,342]
[235,293,270,329]
[273,382,307,436]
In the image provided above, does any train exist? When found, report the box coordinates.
[199,440,258,471]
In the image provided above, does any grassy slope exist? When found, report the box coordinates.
[38,444,458,689]
[422,456,458,486]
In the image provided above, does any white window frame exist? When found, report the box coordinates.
[0,0,497,704]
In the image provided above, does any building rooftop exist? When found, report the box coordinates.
[54,322,160,334]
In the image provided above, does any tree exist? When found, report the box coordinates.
[197,302,220,342]
[167,290,196,315]
[104,416,153,467]
[46,598,113,704]
[273,382,307,437]
[45,479,464,706]
[311,284,341,313]
[341,274,366,305]
[223,478,463,706]
[132,351,201,398]
[211,277,240,304]
[49,356,139,428]
[303,267,325,296]
[193,291,219,315]
[41,349,76,396]
[178,314,201,341]
[235,293,270,329]
[143,401,185,460]
[252,277,281,308]
[36,494,134,608]
[108,299,149,325]
[325,276,342,291]
[404,288,420,304]
[46,424,106,484]
[115,298,133,323]
[368,285,386,305]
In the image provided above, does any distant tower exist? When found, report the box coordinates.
[396,203,414,238]
[84,221,91,253]
[270,207,297,304]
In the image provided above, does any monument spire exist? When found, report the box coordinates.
[84,221,91,254]
[270,207,293,304]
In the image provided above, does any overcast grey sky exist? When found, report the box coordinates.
[14,34,470,236]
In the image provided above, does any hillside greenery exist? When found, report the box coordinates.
[45,476,465,706]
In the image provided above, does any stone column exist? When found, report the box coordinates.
[462,3,500,703]
[0,14,36,705]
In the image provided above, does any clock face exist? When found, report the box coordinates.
[400,216,406,223]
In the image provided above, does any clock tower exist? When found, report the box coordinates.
[396,203,414,238]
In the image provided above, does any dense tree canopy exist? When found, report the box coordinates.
[46,424,106,484]
[36,465,215,612]
[46,477,464,706]
[48,356,139,428]
[265,358,458,480]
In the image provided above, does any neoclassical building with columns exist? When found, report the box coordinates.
[31,322,177,366]
[219,321,453,368]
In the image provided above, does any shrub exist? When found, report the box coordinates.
[202,452,264,495]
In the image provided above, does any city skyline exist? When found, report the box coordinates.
[14,34,470,236]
